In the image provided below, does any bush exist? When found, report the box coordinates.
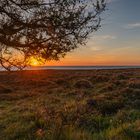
[0,85,12,94]
[122,88,140,100]
[116,74,128,80]
[128,80,140,89]
[91,75,109,83]
[113,80,127,87]
[98,100,124,115]
[55,78,70,87]
[124,120,140,139]
[77,115,110,133]
[100,84,116,92]
[121,87,134,95]
[74,79,93,88]
[26,80,57,89]
[115,110,140,124]
[86,99,97,110]
[133,100,140,110]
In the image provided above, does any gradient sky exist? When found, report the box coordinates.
[48,0,140,66]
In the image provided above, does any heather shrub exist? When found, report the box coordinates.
[116,73,128,80]
[98,100,124,115]
[100,83,116,92]
[128,80,140,89]
[122,88,140,100]
[86,99,97,108]
[55,78,70,87]
[112,80,127,87]
[133,100,140,110]
[121,87,134,94]
[74,79,93,88]
[115,110,140,124]
[91,75,109,83]
[26,80,57,88]
[0,85,12,94]
[124,120,140,139]
[77,115,110,133]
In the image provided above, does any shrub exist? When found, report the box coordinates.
[26,80,57,88]
[116,74,128,80]
[55,78,70,87]
[86,99,97,107]
[86,99,97,110]
[0,85,12,94]
[100,84,116,92]
[122,88,140,100]
[121,87,134,94]
[115,110,140,124]
[124,120,140,139]
[128,80,140,89]
[113,80,127,87]
[77,115,110,133]
[74,79,93,88]
[91,75,109,83]
[133,100,140,110]
[98,100,124,115]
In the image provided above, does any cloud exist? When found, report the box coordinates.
[91,46,102,51]
[100,35,116,40]
[93,35,117,40]
[107,0,119,3]
[125,22,140,29]
[87,34,116,52]
[86,40,103,52]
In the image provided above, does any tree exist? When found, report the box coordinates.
[0,0,106,71]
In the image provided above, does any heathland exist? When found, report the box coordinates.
[0,69,140,140]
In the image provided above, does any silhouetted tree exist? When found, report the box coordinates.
[0,0,106,71]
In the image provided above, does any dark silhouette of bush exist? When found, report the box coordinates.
[91,75,110,83]
[125,120,140,140]
[55,79,70,88]
[74,79,93,88]
[26,80,57,88]
[128,80,140,89]
[133,100,140,110]
[100,83,116,92]
[98,100,124,115]
[0,85,12,94]
[116,74,129,80]
[77,115,110,133]
[86,99,97,110]
[87,99,97,106]
[122,87,140,100]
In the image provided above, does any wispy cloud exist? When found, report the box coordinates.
[100,35,116,40]
[125,22,140,29]
[91,46,102,51]
[93,35,117,40]
[107,0,119,3]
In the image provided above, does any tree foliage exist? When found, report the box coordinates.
[0,0,106,71]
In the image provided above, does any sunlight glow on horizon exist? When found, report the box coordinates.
[28,57,43,66]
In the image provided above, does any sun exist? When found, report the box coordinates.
[29,57,41,66]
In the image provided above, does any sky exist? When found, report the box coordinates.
[48,0,140,66]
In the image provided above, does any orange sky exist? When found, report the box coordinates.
[45,37,140,66]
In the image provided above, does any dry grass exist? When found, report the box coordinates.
[0,69,140,140]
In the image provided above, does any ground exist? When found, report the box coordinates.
[0,69,140,140]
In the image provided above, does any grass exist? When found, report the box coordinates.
[0,69,140,140]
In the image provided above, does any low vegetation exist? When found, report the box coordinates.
[0,69,140,140]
